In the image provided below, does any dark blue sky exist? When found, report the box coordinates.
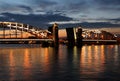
[0,0,120,29]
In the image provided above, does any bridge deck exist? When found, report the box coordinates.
[83,39,117,42]
[0,39,117,42]
[0,39,53,42]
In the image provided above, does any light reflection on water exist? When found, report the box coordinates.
[0,44,120,81]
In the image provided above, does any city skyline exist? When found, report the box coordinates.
[0,0,120,31]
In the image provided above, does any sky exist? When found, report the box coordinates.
[0,0,120,30]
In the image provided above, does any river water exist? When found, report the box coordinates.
[0,44,120,81]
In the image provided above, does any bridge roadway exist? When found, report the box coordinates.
[83,39,117,42]
[0,38,53,42]
[0,39,117,43]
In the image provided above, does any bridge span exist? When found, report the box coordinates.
[0,21,51,39]
[0,22,59,46]
[83,39,117,42]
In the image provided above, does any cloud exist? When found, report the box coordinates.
[0,12,120,29]
[0,0,57,15]
[68,1,90,11]
[94,0,120,6]
[18,5,33,14]
[0,4,33,15]
[58,22,120,28]
[49,17,120,28]
[54,0,91,14]
[0,0,120,29]
[93,0,120,11]
[27,0,57,9]
[109,18,120,24]
[0,12,73,28]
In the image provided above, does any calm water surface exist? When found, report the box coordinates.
[0,44,120,81]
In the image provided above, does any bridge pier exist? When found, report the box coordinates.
[76,27,83,47]
[48,23,59,47]
[53,23,59,47]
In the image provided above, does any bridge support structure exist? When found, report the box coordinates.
[53,23,59,47]
[48,23,59,47]
[66,27,83,47]
[76,27,83,47]
[66,28,75,47]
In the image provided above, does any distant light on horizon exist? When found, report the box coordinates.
[49,21,82,25]
[48,19,117,25]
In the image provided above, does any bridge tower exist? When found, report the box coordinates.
[76,27,83,47]
[53,23,59,47]
[48,23,59,47]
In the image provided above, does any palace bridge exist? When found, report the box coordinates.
[0,21,117,46]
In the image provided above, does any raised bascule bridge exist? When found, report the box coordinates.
[0,22,58,46]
